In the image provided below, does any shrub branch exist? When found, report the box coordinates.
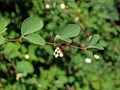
[6,38,87,51]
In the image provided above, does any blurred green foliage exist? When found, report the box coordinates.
[0,0,120,90]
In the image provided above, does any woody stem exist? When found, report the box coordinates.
[6,37,22,42]
[46,41,87,51]
[6,39,86,51]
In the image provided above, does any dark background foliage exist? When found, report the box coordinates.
[0,0,120,90]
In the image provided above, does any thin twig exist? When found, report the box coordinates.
[69,45,87,51]
[6,37,22,42]
[6,39,86,51]
[46,41,87,51]
[45,41,58,46]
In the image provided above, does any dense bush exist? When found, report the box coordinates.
[0,0,120,90]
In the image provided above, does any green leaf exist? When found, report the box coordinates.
[54,35,72,43]
[0,62,7,72]
[16,61,34,75]
[88,34,100,46]
[85,51,94,59]
[0,34,5,45]
[0,28,7,34]
[61,38,72,43]
[24,78,37,84]
[58,24,80,39]
[23,34,45,46]
[87,44,104,50]
[0,17,8,34]
[21,17,43,36]
[58,76,68,85]
[87,34,104,51]
[54,24,80,43]
[3,43,20,58]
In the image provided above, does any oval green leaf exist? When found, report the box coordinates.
[21,17,43,36]
[0,34,5,45]
[16,61,34,74]
[58,24,80,39]
[88,34,100,46]
[54,35,72,43]
[23,34,45,46]
[87,44,104,51]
